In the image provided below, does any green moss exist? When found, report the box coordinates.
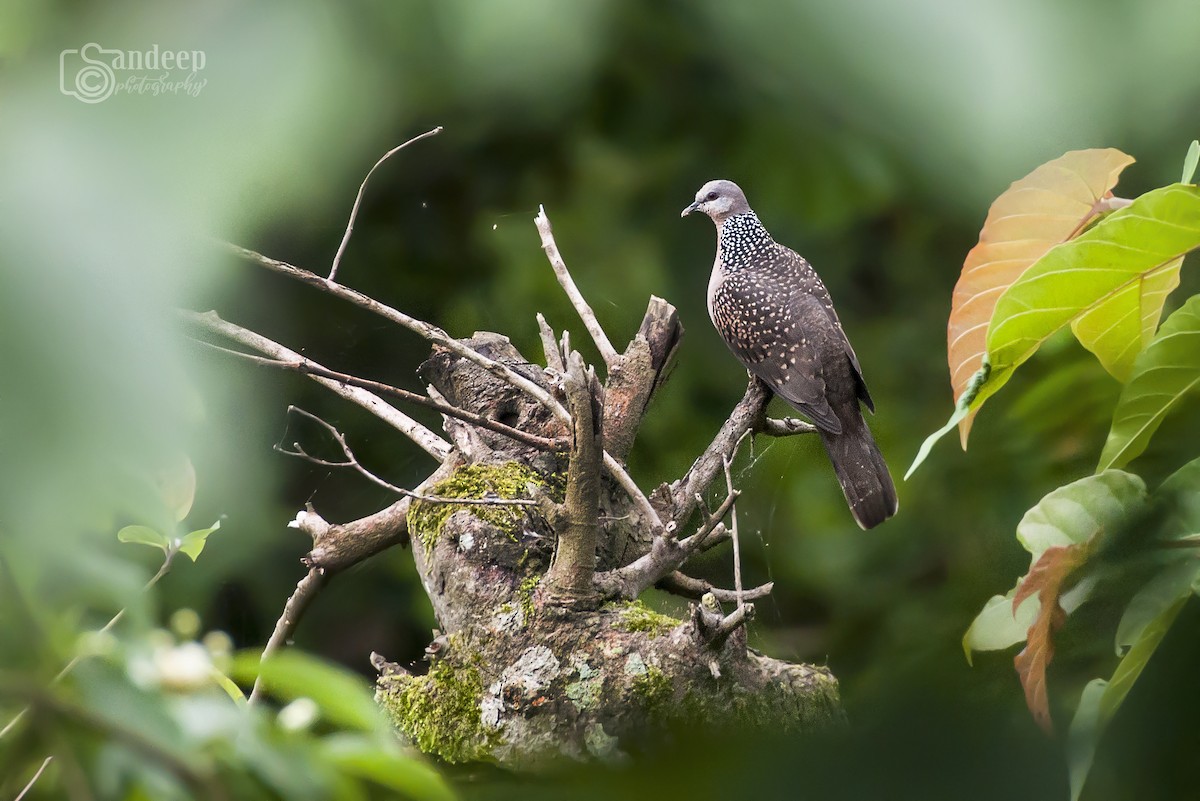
[378,659,500,764]
[517,574,540,621]
[609,600,679,637]
[407,462,545,552]
[731,671,844,731]
[677,670,844,732]
[630,663,673,713]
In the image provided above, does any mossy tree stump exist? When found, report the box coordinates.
[369,325,843,767]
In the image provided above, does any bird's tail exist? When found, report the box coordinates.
[818,407,898,530]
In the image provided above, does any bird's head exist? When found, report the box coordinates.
[681,179,750,222]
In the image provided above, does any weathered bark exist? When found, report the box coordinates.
[373,329,843,767]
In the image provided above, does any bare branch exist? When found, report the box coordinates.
[656,571,773,603]
[669,377,771,526]
[593,486,737,600]
[604,450,663,534]
[329,127,443,281]
[248,567,329,705]
[193,339,566,452]
[535,205,619,368]
[225,244,572,426]
[182,309,451,462]
[279,406,536,509]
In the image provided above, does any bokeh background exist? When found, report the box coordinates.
[3,0,1200,798]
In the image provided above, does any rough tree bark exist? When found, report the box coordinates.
[187,182,843,770]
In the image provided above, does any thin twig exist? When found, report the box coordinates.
[722,430,752,608]
[593,487,737,600]
[278,406,537,508]
[181,309,452,462]
[225,245,571,425]
[193,339,564,452]
[13,756,53,801]
[329,127,443,281]
[222,246,661,531]
[604,451,663,533]
[534,205,619,368]
[658,571,773,602]
[248,567,329,705]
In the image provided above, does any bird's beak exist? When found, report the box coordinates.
[681,201,700,218]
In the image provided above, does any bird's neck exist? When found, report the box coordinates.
[716,212,774,273]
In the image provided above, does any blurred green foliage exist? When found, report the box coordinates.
[2,0,1199,798]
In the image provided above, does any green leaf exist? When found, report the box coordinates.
[1183,139,1200,185]
[1067,593,1187,800]
[156,455,197,523]
[981,184,1200,423]
[211,668,247,706]
[1103,594,1186,719]
[1067,678,1108,801]
[1098,295,1200,471]
[1157,456,1200,540]
[1114,560,1199,656]
[1070,258,1181,382]
[962,592,1039,663]
[230,650,383,732]
[323,737,457,801]
[963,471,1143,664]
[117,525,170,553]
[1014,470,1146,556]
[1113,457,1200,653]
[178,520,221,562]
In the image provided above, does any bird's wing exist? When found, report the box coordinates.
[765,293,846,433]
[711,279,843,433]
[806,278,875,413]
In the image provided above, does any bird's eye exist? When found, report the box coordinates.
[706,192,719,201]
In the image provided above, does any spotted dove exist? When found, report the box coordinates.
[682,179,898,529]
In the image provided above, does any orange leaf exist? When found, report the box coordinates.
[1012,543,1092,734]
[947,149,1135,446]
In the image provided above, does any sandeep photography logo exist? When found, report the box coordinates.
[60,43,207,104]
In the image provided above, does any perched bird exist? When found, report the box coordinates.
[682,179,897,529]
